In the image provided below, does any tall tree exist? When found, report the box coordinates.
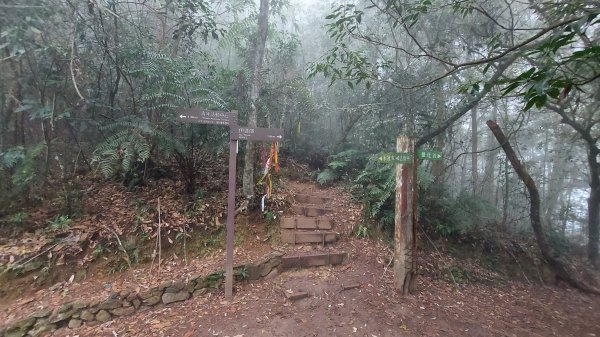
[242,0,270,198]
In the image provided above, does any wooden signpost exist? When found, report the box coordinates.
[177,108,283,300]
[380,137,442,295]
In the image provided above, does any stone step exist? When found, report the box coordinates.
[281,230,338,244]
[280,216,333,230]
[291,204,334,217]
[294,194,331,205]
[281,252,347,269]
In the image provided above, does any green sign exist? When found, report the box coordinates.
[378,150,442,163]
[417,149,442,160]
[378,152,413,164]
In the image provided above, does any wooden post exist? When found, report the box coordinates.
[224,135,237,300]
[394,136,414,295]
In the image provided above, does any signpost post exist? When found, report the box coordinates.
[379,141,442,295]
[177,108,283,300]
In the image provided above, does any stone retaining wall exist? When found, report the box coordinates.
[1,252,284,337]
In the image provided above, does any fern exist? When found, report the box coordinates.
[315,149,365,185]
[218,16,256,49]
[317,168,338,186]
[352,154,396,228]
[93,117,184,178]
[0,143,46,197]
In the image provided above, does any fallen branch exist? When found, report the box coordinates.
[0,243,59,276]
[102,225,132,270]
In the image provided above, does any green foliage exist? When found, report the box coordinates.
[60,183,85,217]
[263,210,276,224]
[92,116,184,180]
[173,0,224,42]
[9,212,28,225]
[316,169,338,186]
[0,143,46,202]
[445,265,470,283]
[351,151,495,238]
[499,14,599,110]
[234,266,249,280]
[316,149,365,186]
[355,223,369,238]
[92,244,108,258]
[47,215,71,232]
[545,228,573,255]
[420,189,497,237]
[352,155,395,233]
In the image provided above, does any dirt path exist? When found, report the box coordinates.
[54,237,600,337]
[5,179,600,336]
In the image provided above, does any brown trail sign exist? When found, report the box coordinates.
[178,109,236,126]
[177,108,283,300]
[235,126,284,141]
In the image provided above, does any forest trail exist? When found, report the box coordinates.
[2,179,600,337]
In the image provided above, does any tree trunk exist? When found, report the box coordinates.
[542,140,569,228]
[548,105,600,267]
[471,105,478,195]
[487,120,600,294]
[242,0,270,198]
[431,84,446,180]
[482,104,497,203]
[587,146,600,267]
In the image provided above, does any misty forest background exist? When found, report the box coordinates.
[1,0,599,273]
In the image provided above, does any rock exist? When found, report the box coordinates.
[67,319,82,329]
[122,300,132,307]
[80,310,95,322]
[119,290,130,299]
[193,288,209,297]
[87,306,100,314]
[5,317,35,337]
[72,301,88,310]
[26,320,55,337]
[57,303,73,313]
[110,307,135,316]
[132,298,141,309]
[88,298,102,308]
[31,308,52,318]
[260,256,282,277]
[164,281,185,293]
[271,251,284,258]
[260,264,273,277]
[49,310,77,324]
[98,299,121,310]
[95,310,111,323]
[264,268,278,279]
[139,289,161,300]
[285,290,310,301]
[142,295,161,306]
[189,274,204,284]
[126,293,138,302]
[195,273,224,289]
[186,280,197,293]
[107,292,120,300]
[162,291,189,304]
[245,264,261,281]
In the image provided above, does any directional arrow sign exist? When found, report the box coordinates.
[235,127,284,141]
[377,152,413,164]
[416,149,442,160]
[177,108,236,126]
